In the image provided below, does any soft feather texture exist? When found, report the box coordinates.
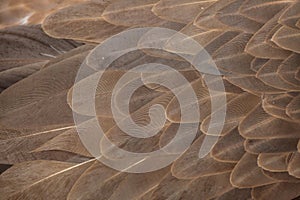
[0,0,300,199]
[0,0,86,28]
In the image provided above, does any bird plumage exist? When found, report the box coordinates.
[0,0,299,199]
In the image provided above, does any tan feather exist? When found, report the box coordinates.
[245,11,291,59]
[0,128,75,165]
[272,26,300,54]
[244,138,299,154]
[212,33,255,75]
[287,93,300,121]
[68,161,170,200]
[42,1,126,43]
[230,153,277,188]
[258,152,292,172]
[0,61,46,92]
[288,152,300,179]
[252,182,300,200]
[0,25,80,71]
[0,159,94,200]
[262,93,298,122]
[1,0,300,199]
[102,0,176,27]
[215,188,252,200]
[180,172,233,200]
[194,0,236,30]
[152,0,216,24]
[240,0,292,24]
[225,74,285,95]
[171,134,235,179]
[211,128,245,163]
[239,104,300,139]
[262,170,300,183]
[214,0,263,33]
[279,1,300,29]
[202,74,244,93]
[250,58,269,72]
[0,48,89,132]
[278,53,300,88]
[201,92,260,136]
[32,127,92,158]
[137,172,191,200]
[0,0,85,28]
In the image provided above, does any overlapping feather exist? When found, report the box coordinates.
[0,0,300,199]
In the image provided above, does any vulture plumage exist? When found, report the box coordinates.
[0,0,300,199]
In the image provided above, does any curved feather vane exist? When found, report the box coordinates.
[212,32,255,75]
[239,104,300,139]
[225,74,285,95]
[0,61,46,92]
[0,128,77,165]
[68,161,170,200]
[194,0,236,30]
[0,159,94,200]
[252,182,300,200]
[102,0,169,27]
[279,1,300,29]
[288,152,300,179]
[240,0,292,24]
[278,53,300,87]
[0,0,300,199]
[0,0,86,28]
[42,1,127,43]
[262,93,300,122]
[230,153,277,188]
[211,128,246,163]
[287,93,300,121]
[201,92,260,136]
[32,127,93,158]
[137,172,191,199]
[250,57,269,72]
[171,135,235,179]
[0,46,90,132]
[152,0,216,24]
[272,26,300,54]
[257,152,292,172]
[245,11,291,59]
[215,188,252,200]
[0,25,80,72]
[213,0,263,33]
[262,170,300,183]
[166,78,210,123]
[179,172,233,199]
[244,138,299,154]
